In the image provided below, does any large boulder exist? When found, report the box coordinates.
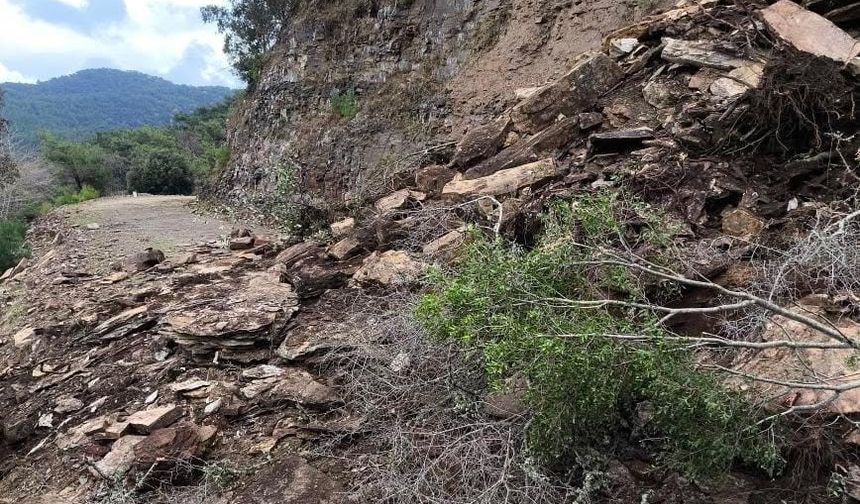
[442,158,563,198]
[759,0,860,64]
[352,250,427,286]
[451,116,512,168]
[510,53,624,133]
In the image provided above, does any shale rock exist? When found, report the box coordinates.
[352,250,427,286]
[510,53,624,133]
[162,272,299,356]
[451,116,511,167]
[126,248,165,272]
[442,158,563,198]
[760,0,860,63]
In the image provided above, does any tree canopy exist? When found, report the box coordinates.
[201,0,297,85]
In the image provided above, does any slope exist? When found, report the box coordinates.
[1,69,235,145]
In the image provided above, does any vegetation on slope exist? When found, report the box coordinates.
[416,193,785,480]
[2,69,235,145]
[41,98,234,195]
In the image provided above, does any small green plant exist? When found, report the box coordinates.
[264,159,327,236]
[0,218,28,271]
[52,184,100,206]
[331,90,359,119]
[416,193,783,480]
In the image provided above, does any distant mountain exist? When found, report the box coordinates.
[1,69,236,145]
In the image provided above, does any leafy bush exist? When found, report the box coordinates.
[51,184,100,206]
[0,219,27,271]
[416,194,783,480]
[331,90,358,119]
[127,150,194,195]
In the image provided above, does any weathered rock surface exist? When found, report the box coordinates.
[162,272,299,356]
[329,217,355,238]
[760,0,860,63]
[352,251,427,286]
[451,117,511,167]
[415,165,457,196]
[661,38,751,70]
[126,248,165,272]
[510,53,624,133]
[374,189,426,213]
[127,404,184,434]
[442,159,563,198]
[93,435,147,478]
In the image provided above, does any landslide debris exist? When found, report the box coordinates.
[1,0,859,503]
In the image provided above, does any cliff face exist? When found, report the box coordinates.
[216,0,669,216]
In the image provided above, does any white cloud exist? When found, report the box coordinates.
[0,0,238,87]
[0,62,35,83]
[54,0,89,9]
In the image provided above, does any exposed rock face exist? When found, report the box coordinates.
[212,0,671,214]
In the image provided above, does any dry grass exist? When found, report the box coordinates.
[308,290,579,503]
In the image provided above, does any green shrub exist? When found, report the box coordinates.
[0,219,27,271]
[415,194,783,480]
[331,90,358,119]
[127,150,194,195]
[52,184,100,207]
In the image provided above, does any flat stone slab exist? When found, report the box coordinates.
[760,0,860,63]
[127,405,183,434]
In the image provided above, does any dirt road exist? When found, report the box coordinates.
[54,195,254,274]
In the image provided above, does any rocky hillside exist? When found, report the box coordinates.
[1,0,860,503]
[213,0,676,211]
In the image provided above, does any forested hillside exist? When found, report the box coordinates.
[1,69,235,144]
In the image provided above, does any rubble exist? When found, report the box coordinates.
[162,272,299,356]
[732,304,860,414]
[374,189,426,212]
[12,327,36,349]
[327,237,362,260]
[93,435,146,478]
[422,229,466,260]
[132,421,216,466]
[588,127,654,153]
[126,248,165,271]
[330,217,355,238]
[415,166,455,197]
[451,116,511,167]
[2,1,859,501]
[660,38,752,70]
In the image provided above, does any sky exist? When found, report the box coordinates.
[0,0,241,88]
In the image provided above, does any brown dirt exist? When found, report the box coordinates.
[57,196,251,272]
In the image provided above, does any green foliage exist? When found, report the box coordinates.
[0,219,27,272]
[202,1,297,85]
[330,90,358,119]
[40,132,110,191]
[51,184,100,207]
[34,97,234,195]
[416,194,783,480]
[3,69,234,145]
[0,88,15,188]
[264,159,327,235]
[127,150,194,195]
